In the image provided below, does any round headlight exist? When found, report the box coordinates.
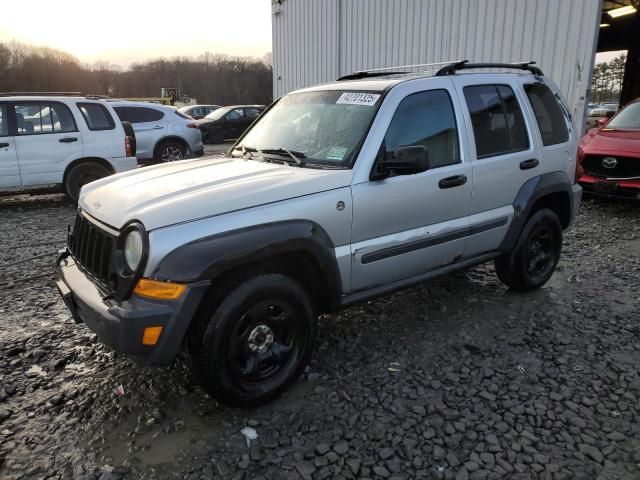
[124,230,143,271]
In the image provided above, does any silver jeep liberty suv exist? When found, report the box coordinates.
[56,61,582,407]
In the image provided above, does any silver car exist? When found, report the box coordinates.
[57,62,581,407]
[110,101,203,163]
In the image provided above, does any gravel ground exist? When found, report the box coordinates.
[0,194,638,480]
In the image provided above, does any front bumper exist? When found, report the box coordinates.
[56,253,209,366]
[578,175,640,200]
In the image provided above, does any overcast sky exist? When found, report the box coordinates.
[0,0,273,67]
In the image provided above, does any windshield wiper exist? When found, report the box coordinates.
[260,148,306,167]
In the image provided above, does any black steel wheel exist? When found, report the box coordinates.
[495,208,562,292]
[188,274,316,407]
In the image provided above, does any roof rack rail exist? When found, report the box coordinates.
[0,92,83,97]
[84,94,111,100]
[435,60,543,76]
[338,60,463,81]
[338,71,410,81]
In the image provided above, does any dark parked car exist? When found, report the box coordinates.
[196,105,265,143]
[177,104,220,120]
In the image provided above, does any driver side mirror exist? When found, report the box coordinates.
[597,117,609,127]
[374,146,430,179]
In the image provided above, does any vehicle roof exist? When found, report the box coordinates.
[292,71,539,94]
[108,100,177,111]
[0,96,105,103]
[180,104,220,109]
[219,104,266,109]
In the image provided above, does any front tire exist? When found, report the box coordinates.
[188,274,316,407]
[64,162,111,202]
[495,208,563,292]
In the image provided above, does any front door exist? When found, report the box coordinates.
[0,103,20,189]
[224,108,245,139]
[350,87,472,291]
[13,102,83,187]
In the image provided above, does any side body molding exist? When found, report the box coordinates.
[499,171,575,251]
[152,220,344,307]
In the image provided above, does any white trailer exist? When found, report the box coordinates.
[271,0,602,125]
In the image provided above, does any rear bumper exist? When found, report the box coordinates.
[55,253,209,366]
[578,175,640,200]
[111,156,139,172]
[188,147,204,158]
[571,183,582,223]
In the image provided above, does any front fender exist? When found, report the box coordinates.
[151,220,343,305]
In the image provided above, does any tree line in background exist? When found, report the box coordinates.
[0,42,274,105]
[590,53,626,104]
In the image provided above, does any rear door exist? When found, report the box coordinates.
[0,103,20,189]
[451,76,541,257]
[14,101,83,187]
[114,106,165,159]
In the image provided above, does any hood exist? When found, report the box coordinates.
[582,128,640,156]
[79,156,352,231]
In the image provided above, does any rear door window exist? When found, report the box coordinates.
[77,103,115,131]
[464,84,530,158]
[524,83,569,145]
[14,102,77,135]
[114,106,164,123]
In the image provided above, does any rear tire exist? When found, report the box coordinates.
[495,208,563,292]
[187,274,316,408]
[64,162,112,202]
[155,140,186,162]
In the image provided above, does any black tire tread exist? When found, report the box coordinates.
[495,208,562,292]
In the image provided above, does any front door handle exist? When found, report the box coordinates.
[0,142,9,148]
[520,158,539,170]
[439,174,467,189]
[153,125,164,129]
[59,137,78,143]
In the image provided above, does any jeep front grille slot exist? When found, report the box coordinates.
[69,213,115,288]
[583,154,640,180]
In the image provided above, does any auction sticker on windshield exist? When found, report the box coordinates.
[336,92,381,106]
[327,147,348,160]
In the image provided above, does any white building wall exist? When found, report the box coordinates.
[272,0,601,120]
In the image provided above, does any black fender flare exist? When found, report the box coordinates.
[152,220,343,307]
[499,171,574,251]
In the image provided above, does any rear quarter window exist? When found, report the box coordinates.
[114,106,164,123]
[524,83,569,146]
[77,103,116,131]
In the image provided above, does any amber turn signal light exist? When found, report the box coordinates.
[142,326,163,345]
[133,278,187,300]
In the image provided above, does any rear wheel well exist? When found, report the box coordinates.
[153,137,188,158]
[63,157,114,184]
[529,191,571,229]
[198,251,335,318]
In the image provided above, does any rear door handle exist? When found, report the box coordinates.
[59,137,78,143]
[153,125,164,129]
[520,158,539,170]
[0,142,9,148]
[438,174,467,189]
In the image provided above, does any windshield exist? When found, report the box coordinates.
[235,90,381,167]
[607,102,640,129]
[205,107,230,120]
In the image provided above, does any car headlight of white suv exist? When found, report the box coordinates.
[124,229,144,271]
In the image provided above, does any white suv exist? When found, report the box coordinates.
[110,101,204,163]
[0,95,137,200]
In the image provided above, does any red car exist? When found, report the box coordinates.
[577,99,640,199]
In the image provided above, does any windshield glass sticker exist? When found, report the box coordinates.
[327,147,348,160]
[336,92,380,106]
